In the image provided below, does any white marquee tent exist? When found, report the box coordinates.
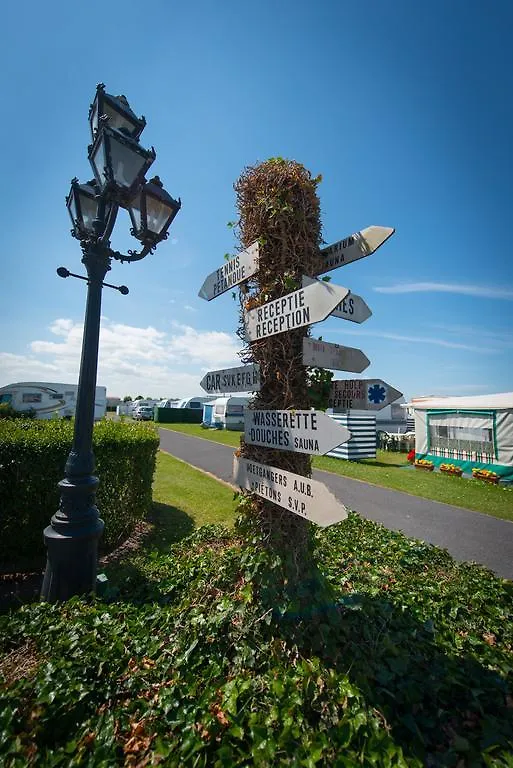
[409,392,513,482]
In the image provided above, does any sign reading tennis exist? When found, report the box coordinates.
[198,241,259,301]
[244,280,349,342]
[244,409,351,455]
[233,456,348,527]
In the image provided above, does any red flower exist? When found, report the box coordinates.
[407,449,415,463]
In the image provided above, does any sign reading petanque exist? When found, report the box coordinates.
[244,409,351,455]
[200,363,260,394]
[198,241,259,301]
[303,338,370,373]
[244,280,349,342]
[233,456,348,527]
[302,276,372,324]
[329,379,403,411]
[314,225,395,277]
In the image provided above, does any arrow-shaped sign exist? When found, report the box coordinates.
[328,379,403,411]
[244,279,349,342]
[233,456,348,527]
[313,226,395,277]
[303,338,370,373]
[200,363,260,394]
[244,409,351,456]
[302,276,372,324]
[198,241,259,301]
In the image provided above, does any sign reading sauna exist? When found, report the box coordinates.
[244,409,351,456]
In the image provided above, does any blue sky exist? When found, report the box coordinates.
[1,0,512,400]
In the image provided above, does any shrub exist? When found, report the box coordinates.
[0,419,159,566]
[0,404,35,420]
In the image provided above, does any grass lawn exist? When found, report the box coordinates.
[158,423,513,522]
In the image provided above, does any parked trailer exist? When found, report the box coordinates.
[0,382,107,420]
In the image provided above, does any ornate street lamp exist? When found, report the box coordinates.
[41,85,181,603]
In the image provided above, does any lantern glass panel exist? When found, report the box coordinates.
[146,194,172,234]
[109,136,147,189]
[129,193,142,232]
[104,104,137,135]
[80,194,98,233]
[91,139,107,186]
[90,100,99,136]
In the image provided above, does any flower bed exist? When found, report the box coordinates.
[440,463,463,477]
[415,459,434,472]
[472,468,500,484]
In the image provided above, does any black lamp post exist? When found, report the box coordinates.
[41,83,181,602]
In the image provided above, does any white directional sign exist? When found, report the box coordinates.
[200,363,260,394]
[233,456,348,527]
[244,280,349,342]
[244,409,351,455]
[303,338,370,373]
[302,276,372,324]
[198,241,259,301]
[329,379,403,411]
[314,226,395,277]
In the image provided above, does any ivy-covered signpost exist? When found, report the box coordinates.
[199,157,395,603]
[234,159,336,572]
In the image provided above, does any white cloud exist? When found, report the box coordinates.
[1,318,241,398]
[328,327,498,353]
[373,282,513,300]
[183,304,196,312]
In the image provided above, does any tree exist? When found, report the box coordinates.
[235,158,323,580]
[134,395,144,400]
[123,396,132,402]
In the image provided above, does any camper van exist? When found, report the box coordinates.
[176,396,214,410]
[0,382,107,420]
[203,396,251,431]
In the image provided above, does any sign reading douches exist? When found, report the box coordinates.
[244,409,351,455]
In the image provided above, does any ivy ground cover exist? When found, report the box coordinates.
[1,458,512,766]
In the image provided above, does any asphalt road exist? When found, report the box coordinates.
[159,428,513,580]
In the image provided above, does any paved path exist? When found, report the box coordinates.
[159,429,513,580]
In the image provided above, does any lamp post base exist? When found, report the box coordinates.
[41,518,104,602]
[41,474,104,603]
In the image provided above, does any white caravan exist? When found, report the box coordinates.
[0,382,107,420]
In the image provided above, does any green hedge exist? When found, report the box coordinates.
[154,407,203,423]
[0,420,160,567]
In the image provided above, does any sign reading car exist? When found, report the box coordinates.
[199,363,260,394]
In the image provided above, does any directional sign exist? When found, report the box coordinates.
[198,241,259,301]
[244,409,351,455]
[233,456,348,527]
[302,276,372,324]
[313,226,395,277]
[328,379,403,411]
[244,280,349,342]
[303,338,370,373]
[200,363,260,394]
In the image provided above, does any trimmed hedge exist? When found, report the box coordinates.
[154,407,203,423]
[0,420,160,566]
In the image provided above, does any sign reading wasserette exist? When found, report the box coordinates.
[199,363,260,394]
[233,456,348,527]
[313,225,395,277]
[244,280,349,342]
[302,276,372,324]
[198,241,259,301]
[328,379,403,411]
[302,338,370,373]
[244,409,351,455]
